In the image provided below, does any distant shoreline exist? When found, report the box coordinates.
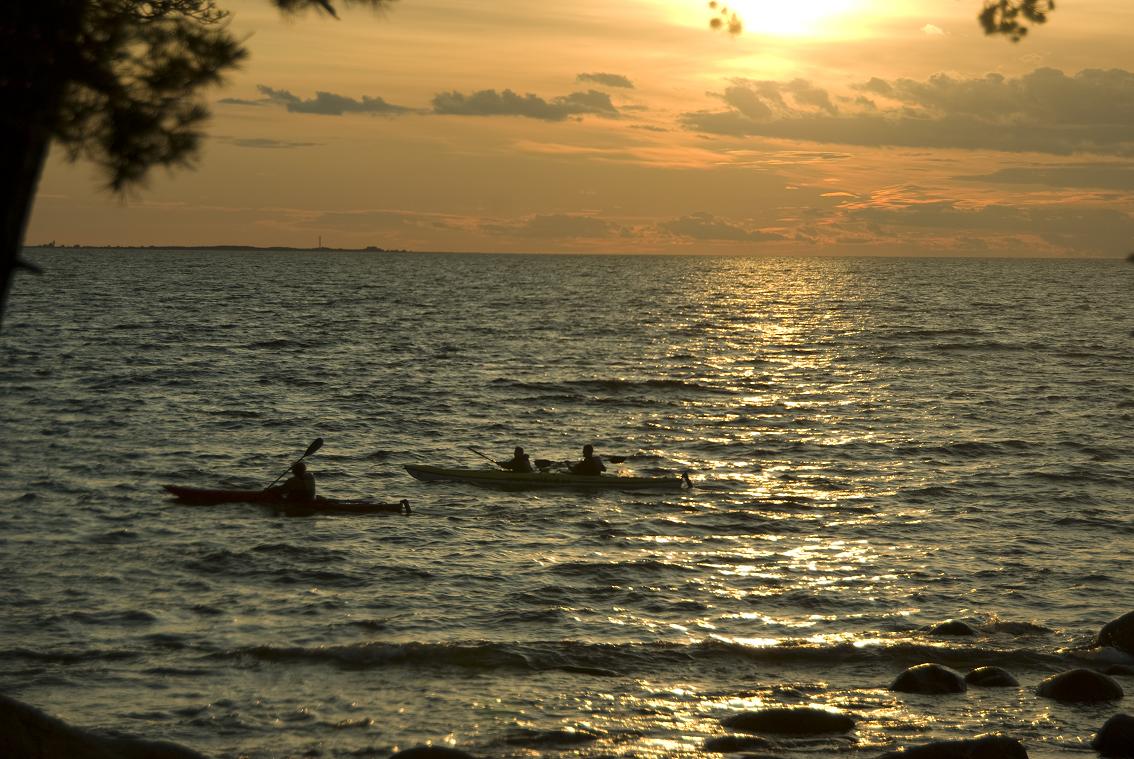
[20,244,1128,260]
[23,243,410,253]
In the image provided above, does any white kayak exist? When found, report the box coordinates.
[404,464,692,490]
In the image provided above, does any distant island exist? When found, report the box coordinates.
[25,242,411,253]
[24,242,1133,260]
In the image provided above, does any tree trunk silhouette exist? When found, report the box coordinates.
[0,0,86,329]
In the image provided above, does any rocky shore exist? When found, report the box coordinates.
[4,611,1133,758]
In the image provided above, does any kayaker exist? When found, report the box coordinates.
[570,444,606,476]
[497,446,533,473]
[274,461,316,501]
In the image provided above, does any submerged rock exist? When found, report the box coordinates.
[1036,669,1124,703]
[965,666,1019,687]
[720,706,855,735]
[928,620,979,636]
[503,727,600,746]
[389,747,478,759]
[1092,713,1134,757]
[703,733,772,752]
[890,664,967,694]
[0,693,205,759]
[987,620,1052,636]
[877,733,1028,758]
[1098,612,1134,655]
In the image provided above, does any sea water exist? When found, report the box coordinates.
[1,250,1131,758]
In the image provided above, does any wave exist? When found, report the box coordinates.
[53,609,158,626]
[927,341,1039,352]
[503,726,603,747]
[883,328,985,339]
[490,377,733,396]
[549,558,699,578]
[243,338,312,349]
[1025,468,1128,484]
[0,646,142,664]
[214,636,1071,677]
[183,547,372,586]
[895,440,1034,458]
[1053,516,1134,533]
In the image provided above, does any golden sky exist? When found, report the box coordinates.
[27,0,1134,256]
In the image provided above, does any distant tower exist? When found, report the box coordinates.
[318,235,322,250]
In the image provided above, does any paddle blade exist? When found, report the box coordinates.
[305,438,324,457]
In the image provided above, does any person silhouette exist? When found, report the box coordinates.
[570,444,606,476]
[498,446,534,473]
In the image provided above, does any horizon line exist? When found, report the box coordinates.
[19,243,1128,261]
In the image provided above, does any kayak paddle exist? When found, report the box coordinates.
[265,437,324,489]
[467,446,505,469]
[534,455,627,469]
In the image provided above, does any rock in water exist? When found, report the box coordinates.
[390,747,479,759]
[1092,713,1134,757]
[1036,669,1124,703]
[928,620,979,636]
[721,706,855,734]
[877,733,1028,758]
[891,664,967,694]
[703,733,772,752]
[1098,612,1134,655]
[965,666,1019,687]
[0,693,206,759]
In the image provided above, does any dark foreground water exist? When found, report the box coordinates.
[1,250,1132,758]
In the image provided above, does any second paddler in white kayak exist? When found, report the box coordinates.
[570,444,606,476]
[412,443,693,489]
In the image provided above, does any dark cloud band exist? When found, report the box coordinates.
[577,72,635,89]
[432,88,619,121]
[682,68,1134,156]
[256,86,412,116]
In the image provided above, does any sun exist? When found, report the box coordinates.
[713,0,866,37]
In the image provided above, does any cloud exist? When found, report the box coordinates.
[659,212,786,242]
[922,24,945,35]
[715,79,837,118]
[957,164,1134,190]
[682,68,1134,156]
[237,83,621,123]
[785,80,838,114]
[218,97,266,106]
[432,88,619,121]
[577,72,635,89]
[482,214,623,238]
[225,137,320,149]
[839,187,1134,255]
[299,208,473,232]
[256,86,412,116]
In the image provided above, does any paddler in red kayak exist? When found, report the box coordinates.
[570,444,606,476]
[497,446,534,473]
[270,461,317,501]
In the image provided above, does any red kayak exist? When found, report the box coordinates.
[163,485,411,514]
